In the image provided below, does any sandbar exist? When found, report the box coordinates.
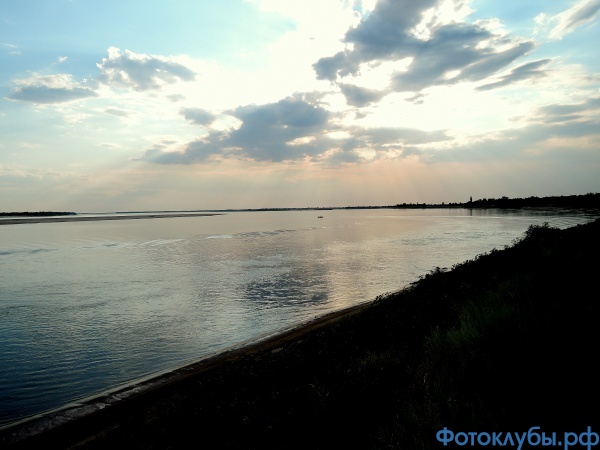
[0,213,220,226]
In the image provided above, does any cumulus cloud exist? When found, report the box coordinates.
[176,96,333,163]
[97,47,195,91]
[7,74,98,104]
[139,94,450,165]
[224,96,332,161]
[314,0,536,97]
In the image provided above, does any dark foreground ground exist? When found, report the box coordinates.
[2,219,599,449]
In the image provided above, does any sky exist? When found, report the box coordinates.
[1,0,599,212]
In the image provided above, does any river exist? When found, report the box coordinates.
[0,208,596,426]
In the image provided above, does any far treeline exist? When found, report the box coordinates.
[391,192,600,210]
[236,193,600,212]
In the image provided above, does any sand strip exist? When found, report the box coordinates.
[0,213,221,226]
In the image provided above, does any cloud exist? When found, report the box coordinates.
[339,84,386,106]
[139,94,451,165]
[314,51,359,81]
[550,0,600,39]
[351,126,451,146]
[2,42,20,55]
[7,47,196,105]
[100,143,123,149]
[312,0,441,82]
[406,93,426,104]
[428,117,600,163]
[97,47,195,91]
[476,59,551,91]
[531,97,600,123]
[105,108,131,117]
[224,96,332,161]
[181,108,217,126]
[138,136,224,164]
[314,0,536,97]
[167,94,186,102]
[7,74,98,104]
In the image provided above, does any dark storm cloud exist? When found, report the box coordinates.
[97,48,195,91]
[7,85,98,104]
[181,108,217,126]
[476,59,551,91]
[314,0,535,97]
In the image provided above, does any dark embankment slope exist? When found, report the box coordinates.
[2,219,599,449]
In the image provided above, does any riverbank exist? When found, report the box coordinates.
[1,218,598,449]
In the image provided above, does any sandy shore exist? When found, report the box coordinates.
[0,213,220,226]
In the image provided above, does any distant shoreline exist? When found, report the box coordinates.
[0,212,76,217]
[2,193,599,218]
[0,213,220,226]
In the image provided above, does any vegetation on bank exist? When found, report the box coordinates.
[229,192,600,211]
[3,218,599,449]
[391,192,600,209]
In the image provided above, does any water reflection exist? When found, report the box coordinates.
[245,267,329,308]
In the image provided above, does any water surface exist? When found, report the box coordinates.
[0,208,596,425]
